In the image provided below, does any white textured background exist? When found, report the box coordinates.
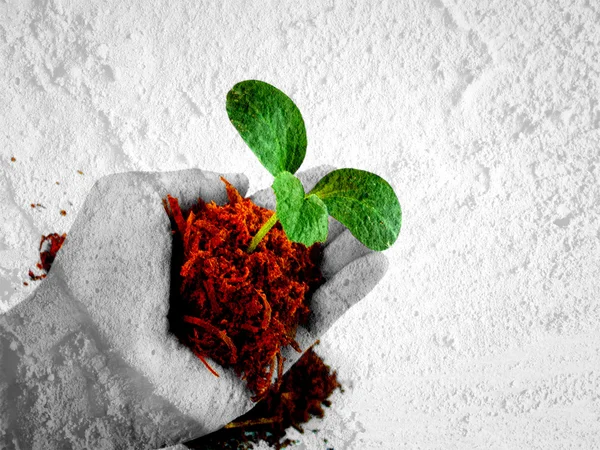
[2,1,600,448]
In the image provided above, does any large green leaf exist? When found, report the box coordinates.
[226,80,306,176]
[272,171,329,247]
[309,169,401,251]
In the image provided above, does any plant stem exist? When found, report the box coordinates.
[247,212,278,253]
[224,417,280,429]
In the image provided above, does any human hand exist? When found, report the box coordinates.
[0,166,387,450]
[0,169,253,449]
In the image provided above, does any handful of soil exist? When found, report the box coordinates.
[166,178,323,399]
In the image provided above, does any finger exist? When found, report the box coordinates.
[279,325,316,371]
[280,251,388,371]
[149,169,249,210]
[320,229,371,278]
[309,251,388,337]
[249,184,276,210]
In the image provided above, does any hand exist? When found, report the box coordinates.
[0,167,387,450]
[0,169,252,450]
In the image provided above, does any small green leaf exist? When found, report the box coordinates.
[309,169,402,251]
[272,171,329,247]
[226,80,306,176]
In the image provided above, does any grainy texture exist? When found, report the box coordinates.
[166,181,323,399]
[1,1,600,448]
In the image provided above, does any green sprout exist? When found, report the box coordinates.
[226,80,402,253]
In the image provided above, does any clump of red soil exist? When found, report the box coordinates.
[186,346,343,450]
[28,233,67,282]
[165,179,324,400]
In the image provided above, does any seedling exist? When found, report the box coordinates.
[226,80,402,253]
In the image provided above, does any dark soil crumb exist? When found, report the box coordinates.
[28,233,66,281]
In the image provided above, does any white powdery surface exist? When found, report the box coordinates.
[1,0,600,449]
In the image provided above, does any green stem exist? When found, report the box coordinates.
[247,212,278,253]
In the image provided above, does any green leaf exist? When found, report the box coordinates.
[309,169,402,251]
[272,171,329,247]
[226,80,306,176]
